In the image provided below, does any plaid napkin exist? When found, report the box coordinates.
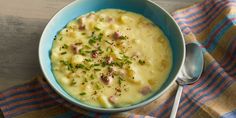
[1,0,236,117]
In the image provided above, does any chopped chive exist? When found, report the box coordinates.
[105,40,113,45]
[95,83,101,89]
[93,64,100,66]
[101,61,106,67]
[61,52,67,55]
[90,74,95,80]
[89,38,96,45]
[79,49,86,55]
[118,77,124,85]
[85,50,91,53]
[81,32,86,35]
[85,58,93,62]
[94,68,101,71]
[126,60,132,64]
[123,55,129,59]
[119,35,128,40]
[106,47,113,52]
[98,46,102,51]
[79,92,86,95]
[97,33,103,41]
[67,63,73,71]
[75,64,85,69]
[91,63,100,67]
[84,45,91,49]
[99,51,104,54]
[60,60,68,65]
[75,42,83,45]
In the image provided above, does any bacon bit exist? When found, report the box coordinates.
[109,96,117,104]
[100,74,113,85]
[91,50,98,58]
[79,25,85,30]
[140,86,152,95]
[107,17,114,22]
[71,44,80,54]
[106,56,113,64]
[113,32,121,40]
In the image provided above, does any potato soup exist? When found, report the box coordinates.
[51,9,172,108]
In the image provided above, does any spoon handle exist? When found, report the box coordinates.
[170,85,183,118]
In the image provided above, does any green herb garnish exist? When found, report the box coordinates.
[85,50,91,53]
[88,32,103,45]
[84,58,93,62]
[94,68,101,71]
[106,47,113,52]
[89,39,96,45]
[61,52,67,55]
[102,61,106,67]
[95,83,101,89]
[97,33,103,41]
[67,63,74,71]
[119,35,128,40]
[84,45,91,49]
[90,74,95,80]
[60,60,74,72]
[93,64,100,66]
[118,77,124,85]
[105,40,113,45]
[126,60,132,64]
[79,49,86,55]
[75,64,85,69]
[79,92,86,95]
[60,60,68,65]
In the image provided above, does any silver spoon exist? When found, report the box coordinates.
[170,43,204,118]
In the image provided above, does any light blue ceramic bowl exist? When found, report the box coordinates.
[39,0,185,113]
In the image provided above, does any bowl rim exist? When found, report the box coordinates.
[39,0,185,113]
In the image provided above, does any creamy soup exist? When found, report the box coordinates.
[51,9,172,108]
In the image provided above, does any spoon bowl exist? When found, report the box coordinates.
[177,43,204,85]
[170,43,204,118]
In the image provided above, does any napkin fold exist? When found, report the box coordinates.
[1,0,236,117]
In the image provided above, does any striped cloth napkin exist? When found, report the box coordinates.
[0,0,236,117]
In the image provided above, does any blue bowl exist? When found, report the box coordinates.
[39,0,185,113]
